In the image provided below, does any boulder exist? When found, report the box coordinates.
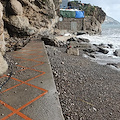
[0,52,8,76]
[9,15,29,28]
[7,15,36,35]
[108,44,113,48]
[77,31,86,35]
[8,0,23,15]
[67,47,79,56]
[98,47,109,54]
[41,34,59,47]
[114,49,120,57]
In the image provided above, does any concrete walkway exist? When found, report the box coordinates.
[0,41,64,120]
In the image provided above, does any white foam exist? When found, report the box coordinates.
[77,25,120,65]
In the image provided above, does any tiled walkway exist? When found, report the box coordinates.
[0,41,64,120]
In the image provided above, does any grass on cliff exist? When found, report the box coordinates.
[81,4,96,16]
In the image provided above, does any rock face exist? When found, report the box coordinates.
[85,16,102,34]
[0,2,8,75]
[0,0,59,50]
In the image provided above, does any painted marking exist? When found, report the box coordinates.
[0,42,48,120]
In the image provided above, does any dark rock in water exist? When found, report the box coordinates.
[67,37,77,42]
[86,53,95,58]
[83,44,99,53]
[114,49,120,56]
[67,37,90,48]
[98,43,108,48]
[77,38,90,43]
[108,44,113,48]
[77,31,86,35]
[107,63,119,68]
[89,54,95,58]
[98,47,109,54]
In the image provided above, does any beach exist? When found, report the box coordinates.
[46,45,120,120]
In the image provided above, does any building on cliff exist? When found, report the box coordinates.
[57,2,106,34]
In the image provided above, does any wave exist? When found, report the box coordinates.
[77,25,120,67]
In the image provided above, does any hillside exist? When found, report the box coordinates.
[103,16,120,25]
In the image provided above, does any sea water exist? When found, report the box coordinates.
[77,24,120,66]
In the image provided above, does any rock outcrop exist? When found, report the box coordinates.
[0,0,59,51]
[83,4,106,34]
[0,2,8,75]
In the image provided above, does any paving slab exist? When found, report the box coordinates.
[0,41,64,120]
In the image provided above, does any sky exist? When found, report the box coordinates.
[70,0,120,22]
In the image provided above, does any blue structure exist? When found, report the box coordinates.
[75,11,84,18]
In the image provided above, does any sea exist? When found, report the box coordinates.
[77,23,120,69]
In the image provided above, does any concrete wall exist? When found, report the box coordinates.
[57,16,101,34]
[57,18,85,31]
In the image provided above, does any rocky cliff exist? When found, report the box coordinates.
[0,0,59,75]
[83,4,106,34]
[0,0,59,51]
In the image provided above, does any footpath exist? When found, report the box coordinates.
[0,40,64,120]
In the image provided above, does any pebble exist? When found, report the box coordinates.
[93,107,97,111]
[1,114,4,116]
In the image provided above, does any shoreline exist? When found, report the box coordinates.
[56,33,120,71]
